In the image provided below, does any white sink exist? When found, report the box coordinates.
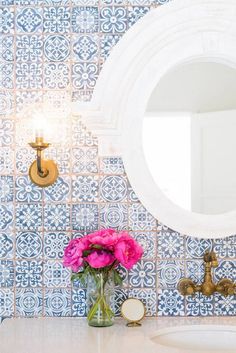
[150,325,236,352]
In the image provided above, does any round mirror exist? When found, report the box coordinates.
[143,62,236,215]
[121,298,145,326]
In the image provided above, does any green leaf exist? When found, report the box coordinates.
[114,270,123,286]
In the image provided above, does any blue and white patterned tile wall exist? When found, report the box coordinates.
[1,0,236,319]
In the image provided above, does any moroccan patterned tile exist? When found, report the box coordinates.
[72,147,98,173]
[44,148,71,174]
[128,183,139,202]
[128,6,150,27]
[0,0,14,5]
[72,288,87,317]
[157,224,184,259]
[214,260,236,282]
[186,236,213,259]
[16,8,43,33]
[16,91,43,114]
[15,175,42,202]
[44,176,70,202]
[127,0,153,4]
[15,203,42,231]
[72,90,93,102]
[0,204,13,231]
[72,7,99,33]
[72,62,99,90]
[100,7,127,33]
[0,35,14,61]
[129,260,156,288]
[186,292,214,316]
[72,175,99,202]
[129,288,157,316]
[214,293,236,316]
[15,147,35,174]
[0,260,14,287]
[15,260,43,287]
[100,34,121,59]
[214,235,236,258]
[131,232,156,259]
[0,232,13,258]
[0,175,14,202]
[129,203,156,231]
[72,34,99,61]
[15,288,43,317]
[44,260,71,288]
[44,232,70,259]
[186,260,204,283]
[16,63,43,89]
[100,157,125,175]
[44,0,70,4]
[100,175,128,202]
[100,203,128,230]
[72,204,99,232]
[44,34,70,61]
[0,8,14,34]
[0,63,14,89]
[71,118,98,146]
[113,288,128,316]
[44,204,71,231]
[0,92,14,116]
[157,289,185,316]
[157,260,184,289]
[16,35,43,62]
[16,231,43,259]
[44,63,70,89]
[43,7,71,33]
[0,119,14,147]
[44,288,71,316]
[15,0,44,4]
[0,289,14,317]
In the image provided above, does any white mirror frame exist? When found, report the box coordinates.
[73,0,236,239]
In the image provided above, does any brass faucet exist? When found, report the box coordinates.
[178,251,236,296]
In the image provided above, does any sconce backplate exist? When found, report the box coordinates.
[29,160,58,187]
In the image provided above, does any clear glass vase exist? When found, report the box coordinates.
[86,271,115,327]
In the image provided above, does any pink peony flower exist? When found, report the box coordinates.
[87,229,119,250]
[114,232,143,269]
[86,250,115,268]
[63,238,89,272]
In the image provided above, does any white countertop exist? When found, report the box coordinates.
[1,316,236,353]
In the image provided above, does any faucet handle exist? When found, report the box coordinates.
[178,278,196,296]
[217,279,235,296]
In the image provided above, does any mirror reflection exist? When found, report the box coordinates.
[143,62,236,215]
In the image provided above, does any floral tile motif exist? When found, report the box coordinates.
[72,288,87,317]
[186,292,214,316]
[186,260,204,283]
[0,92,14,116]
[16,63,43,89]
[72,90,93,102]
[129,260,156,288]
[44,148,71,174]
[44,176,70,202]
[215,293,236,316]
[71,118,98,147]
[44,289,71,316]
[72,34,99,61]
[0,289,14,317]
[44,35,70,61]
[0,233,13,258]
[0,176,14,202]
[72,204,99,232]
[72,175,99,202]
[157,225,184,259]
[16,91,43,114]
[100,157,124,174]
[131,232,156,259]
[214,235,236,258]
[0,63,14,89]
[100,34,121,59]
[15,204,42,231]
[113,288,128,316]
[100,175,128,202]
[72,7,99,33]
[44,260,71,288]
[16,231,43,259]
[15,147,35,174]
[128,6,150,27]
[129,203,156,231]
[44,63,70,89]
[43,7,71,33]
[186,236,213,259]
[0,35,14,61]
[157,289,185,316]
[0,8,14,34]
[44,0,70,4]
[157,260,184,289]
[15,260,43,287]
[16,8,43,33]
[15,288,43,317]
[127,0,153,5]
[0,119,14,147]
[44,204,71,231]
[15,176,42,202]
[214,260,236,282]
[100,203,128,230]
[0,147,14,174]
[72,62,99,90]
[72,147,98,174]
[0,260,14,287]
[44,232,70,259]
[0,204,13,231]
[129,288,157,316]
[16,35,43,62]
[100,7,127,33]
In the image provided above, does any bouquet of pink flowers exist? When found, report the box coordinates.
[63,229,143,326]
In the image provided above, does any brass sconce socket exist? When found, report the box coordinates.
[29,136,58,187]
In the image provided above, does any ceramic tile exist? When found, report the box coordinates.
[16,8,43,33]
[72,147,98,173]
[44,260,71,288]
[72,34,99,61]
[44,204,71,231]
[71,7,99,33]
[43,7,71,33]
[44,176,70,203]
[100,34,121,59]
[100,175,128,202]
[186,236,213,259]
[0,204,13,231]
[16,35,43,62]
[16,63,43,89]
[44,148,71,174]
[186,292,214,316]
[0,175,14,202]
[129,203,156,231]
[0,8,14,34]
[72,204,98,232]
[15,147,35,174]
[131,232,156,259]
[157,225,184,259]
[72,175,99,202]
[113,288,128,316]
[214,260,236,282]
[100,7,127,33]
[15,176,42,202]
[15,203,42,231]
[0,92,14,116]
[0,233,14,259]
[214,235,236,258]
[0,289,14,317]
[0,63,14,89]
[100,203,128,230]
[44,289,71,316]
[186,260,204,283]
[0,120,14,147]
[15,288,43,317]
[128,6,150,27]
[0,260,14,287]
[214,293,236,316]
[15,260,43,287]
[157,260,184,289]
[72,288,87,317]
[16,231,43,259]
[44,35,70,61]
[71,118,98,146]
[157,289,185,316]
[129,260,156,288]
[129,288,157,316]
[44,232,70,259]
[100,157,124,175]
[72,62,99,90]
[0,35,14,61]
[44,63,70,89]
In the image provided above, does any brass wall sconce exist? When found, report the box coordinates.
[29,136,58,187]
